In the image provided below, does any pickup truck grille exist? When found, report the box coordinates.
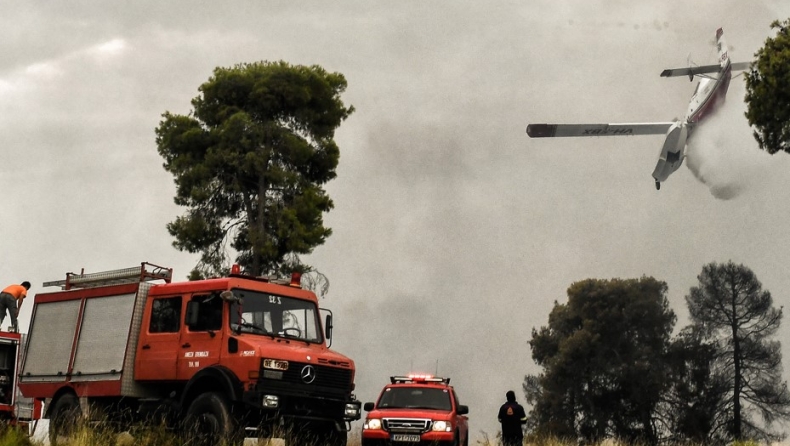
[383,418,431,433]
[280,361,353,390]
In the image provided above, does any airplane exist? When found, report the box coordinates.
[526,28,750,190]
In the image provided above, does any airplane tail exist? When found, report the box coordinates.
[715,28,730,68]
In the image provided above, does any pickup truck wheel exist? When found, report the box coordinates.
[49,393,80,446]
[184,392,241,446]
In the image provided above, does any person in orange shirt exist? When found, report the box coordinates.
[0,282,30,332]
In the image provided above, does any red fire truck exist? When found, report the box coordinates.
[362,375,469,446]
[18,262,360,445]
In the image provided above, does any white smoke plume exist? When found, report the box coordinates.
[684,87,786,200]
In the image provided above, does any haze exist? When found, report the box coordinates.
[2,0,789,439]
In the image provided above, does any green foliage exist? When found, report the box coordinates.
[744,19,790,154]
[657,326,729,444]
[686,261,790,442]
[525,277,676,445]
[0,427,34,446]
[156,61,353,277]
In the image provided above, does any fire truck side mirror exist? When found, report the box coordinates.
[457,405,469,415]
[185,301,200,328]
[363,402,375,411]
[325,314,333,341]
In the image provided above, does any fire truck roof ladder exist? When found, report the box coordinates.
[42,262,173,290]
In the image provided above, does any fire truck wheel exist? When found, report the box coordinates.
[184,392,242,446]
[49,393,80,446]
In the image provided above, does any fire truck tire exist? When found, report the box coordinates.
[49,393,80,446]
[183,392,242,446]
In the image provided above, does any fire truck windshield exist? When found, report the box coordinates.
[228,289,322,343]
[377,387,452,411]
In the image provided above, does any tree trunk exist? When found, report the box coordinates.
[251,176,268,276]
[731,284,742,440]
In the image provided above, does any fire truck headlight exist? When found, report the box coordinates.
[432,421,451,432]
[364,418,382,430]
[345,403,361,419]
[262,395,279,408]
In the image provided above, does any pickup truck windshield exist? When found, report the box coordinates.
[377,387,452,411]
[229,289,322,343]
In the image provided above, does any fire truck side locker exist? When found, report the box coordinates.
[19,264,172,407]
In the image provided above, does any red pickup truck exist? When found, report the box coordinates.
[362,375,469,446]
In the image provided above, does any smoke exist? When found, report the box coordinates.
[684,92,777,200]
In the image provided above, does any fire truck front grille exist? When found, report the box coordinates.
[383,418,431,433]
[281,361,353,390]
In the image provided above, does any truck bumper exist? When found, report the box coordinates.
[240,389,360,427]
[362,430,457,446]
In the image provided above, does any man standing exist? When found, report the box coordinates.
[498,390,527,446]
[0,282,30,332]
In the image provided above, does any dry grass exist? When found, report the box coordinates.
[0,425,767,446]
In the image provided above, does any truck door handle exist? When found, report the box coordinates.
[182,343,191,348]
[141,344,151,350]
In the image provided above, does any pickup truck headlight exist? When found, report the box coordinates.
[432,420,451,432]
[364,418,382,430]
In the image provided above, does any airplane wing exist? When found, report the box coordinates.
[729,61,752,72]
[661,61,751,78]
[526,123,675,138]
[660,64,722,78]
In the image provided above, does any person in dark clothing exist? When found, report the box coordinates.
[498,390,526,446]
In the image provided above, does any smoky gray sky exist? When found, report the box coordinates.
[2,0,790,439]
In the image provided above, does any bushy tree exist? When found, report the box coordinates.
[744,19,790,154]
[156,61,353,278]
[656,326,730,444]
[525,277,676,444]
[686,261,790,442]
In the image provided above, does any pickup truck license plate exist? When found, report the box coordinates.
[392,434,421,442]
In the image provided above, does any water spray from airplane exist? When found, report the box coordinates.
[685,92,780,201]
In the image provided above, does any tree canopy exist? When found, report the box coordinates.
[744,19,790,154]
[658,326,729,444]
[156,61,353,278]
[525,277,676,444]
[686,261,790,442]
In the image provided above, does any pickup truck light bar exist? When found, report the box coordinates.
[390,375,450,384]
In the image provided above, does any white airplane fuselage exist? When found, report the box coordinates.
[651,60,733,185]
[687,62,733,125]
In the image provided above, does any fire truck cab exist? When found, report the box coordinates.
[362,375,469,446]
[18,262,360,445]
